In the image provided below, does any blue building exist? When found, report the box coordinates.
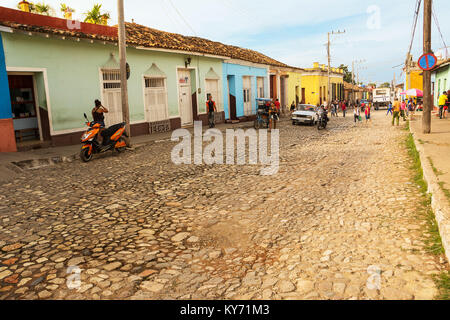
[222,61,269,120]
[0,33,16,152]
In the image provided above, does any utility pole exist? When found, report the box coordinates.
[351,59,365,105]
[422,0,432,134]
[327,30,345,108]
[351,60,355,105]
[118,0,131,145]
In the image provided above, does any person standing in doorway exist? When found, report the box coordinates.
[206,95,217,128]
[438,91,448,119]
[392,98,401,126]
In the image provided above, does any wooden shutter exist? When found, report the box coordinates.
[145,77,168,122]
[101,69,123,127]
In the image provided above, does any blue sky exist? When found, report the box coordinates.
[2,0,450,84]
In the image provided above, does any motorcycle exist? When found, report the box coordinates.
[317,109,328,130]
[80,113,128,162]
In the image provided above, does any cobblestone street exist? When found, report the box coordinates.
[0,111,447,300]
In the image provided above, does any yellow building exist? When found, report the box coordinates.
[287,69,303,106]
[269,67,304,111]
[403,59,423,101]
[301,62,344,106]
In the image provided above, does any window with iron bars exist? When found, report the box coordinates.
[102,69,121,90]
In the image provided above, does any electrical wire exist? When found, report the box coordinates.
[407,0,422,62]
[158,0,183,34]
[165,0,197,36]
[432,2,448,58]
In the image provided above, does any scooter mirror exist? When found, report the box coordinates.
[84,113,88,120]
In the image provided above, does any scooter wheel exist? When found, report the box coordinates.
[116,138,127,154]
[80,148,93,162]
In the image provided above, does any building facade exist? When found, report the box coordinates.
[432,59,450,107]
[222,61,268,120]
[2,29,225,146]
[301,62,344,106]
[0,6,287,151]
[0,32,15,152]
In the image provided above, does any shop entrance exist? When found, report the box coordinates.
[8,74,48,148]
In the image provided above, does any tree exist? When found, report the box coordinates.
[368,83,377,88]
[84,4,110,25]
[34,2,53,15]
[84,4,102,24]
[339,64,354,84]
[380,82,391,88]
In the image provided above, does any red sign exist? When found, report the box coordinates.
[418,53,437,71]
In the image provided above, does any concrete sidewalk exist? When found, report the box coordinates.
[410,113,450,262]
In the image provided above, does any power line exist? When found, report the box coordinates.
[407,0,422,59]
[432,2,448,57]
[165,0,197,36]
[158,0,183,33]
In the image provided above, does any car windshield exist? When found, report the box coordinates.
[297,105,315,112]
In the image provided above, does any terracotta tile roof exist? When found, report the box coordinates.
[432,58,450,71]
[344,81,363,91]
[0,7,288,67]
[124,22,288,67]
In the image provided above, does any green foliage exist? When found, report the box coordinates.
[405,133,444,257]
[84,4,102,24]
[34,2,52,15]
[338,64,354,84]
[380,82,391,88]
[60,3,75,13]
[433,271,450,300]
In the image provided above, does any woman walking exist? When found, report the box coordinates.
[354,105,361,124]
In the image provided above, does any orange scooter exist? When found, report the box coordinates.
[80,113,128,162]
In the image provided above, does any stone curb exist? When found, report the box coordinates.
[410,125,450,263]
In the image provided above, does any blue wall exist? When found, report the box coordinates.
[0,34,12,120]
[222,63,267,119]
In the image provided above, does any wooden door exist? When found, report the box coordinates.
[179,85,193,126]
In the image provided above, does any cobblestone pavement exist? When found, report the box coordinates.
[0,111,447,300]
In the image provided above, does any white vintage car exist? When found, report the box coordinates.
[292,104,318,125]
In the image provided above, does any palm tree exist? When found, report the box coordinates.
[84,4,102,24]
[34,2,52,15]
